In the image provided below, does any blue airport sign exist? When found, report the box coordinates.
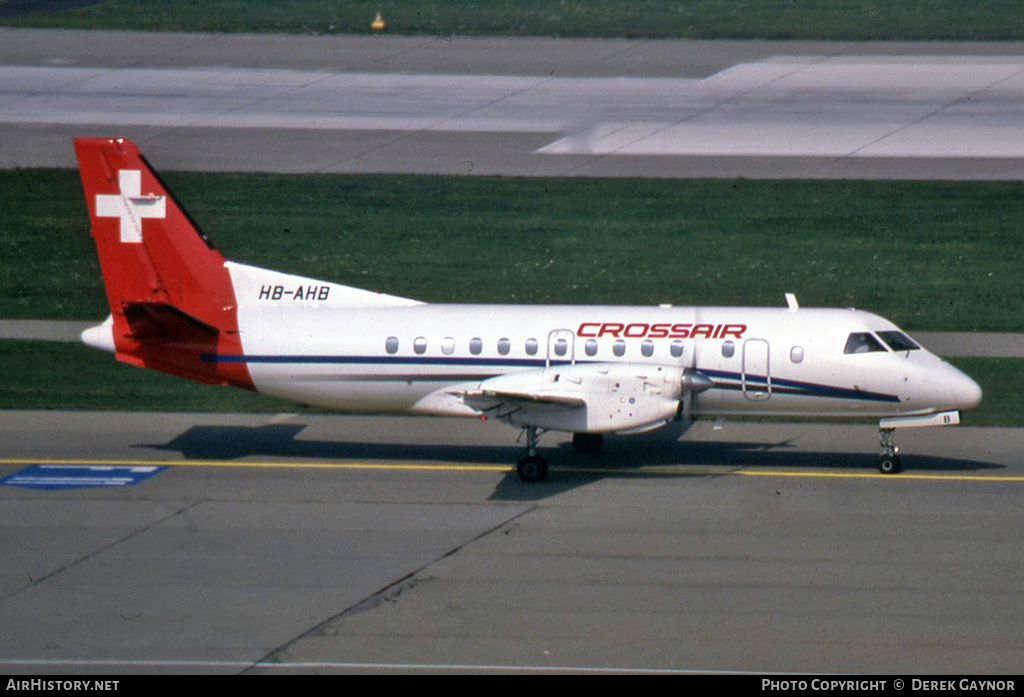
[1,464,167,490]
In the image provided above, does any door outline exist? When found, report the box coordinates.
[547,329,575,367]
[742,339,771,401]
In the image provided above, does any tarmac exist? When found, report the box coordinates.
[2,29,1024,178]
[1,410,1023,674]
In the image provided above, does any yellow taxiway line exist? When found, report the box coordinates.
[1,457,1023,482]
[0,457,510,474]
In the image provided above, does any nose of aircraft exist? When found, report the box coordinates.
[948,364,983,411]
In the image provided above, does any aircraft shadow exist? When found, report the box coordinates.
[137,422,1004,502]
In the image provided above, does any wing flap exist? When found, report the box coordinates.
[458,388,587,411]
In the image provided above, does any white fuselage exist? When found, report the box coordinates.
[229,288,980,426]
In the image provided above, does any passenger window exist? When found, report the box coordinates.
[791,346,804,364]
[877,331,920,351]
[441,337,455,355]
[585,339,598,356]
[497,338,511,355]
[613,339,626,357]
[469,337,483,355]
[844,333,887,355]
[525,338,538,355]
[385,336,399,354]
[721,340,735,358]
[554,338,568,356]
[641,339,654,357]
[670,340,684,358]
[414,337,427,354]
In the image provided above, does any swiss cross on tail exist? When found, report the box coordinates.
[95,169,167,243]
[73,137,254,391]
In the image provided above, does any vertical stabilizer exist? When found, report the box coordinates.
[74,137,252,389]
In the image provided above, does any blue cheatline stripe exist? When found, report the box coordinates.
[701,369,900,404]
[201,354,900,404]
[202,354,564,368]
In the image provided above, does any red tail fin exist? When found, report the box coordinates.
[75,137,252,389]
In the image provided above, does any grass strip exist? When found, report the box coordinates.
[2,169,1022,332]
[3,1,1024,41]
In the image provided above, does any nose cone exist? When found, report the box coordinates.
[948,365,983,411]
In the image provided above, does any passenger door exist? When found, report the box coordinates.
[742,339,771,401]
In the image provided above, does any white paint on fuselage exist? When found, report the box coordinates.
[232,295,978,424]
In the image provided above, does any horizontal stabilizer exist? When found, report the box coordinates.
[122,302,219,343]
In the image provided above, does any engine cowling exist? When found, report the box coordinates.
[467,363,708,434]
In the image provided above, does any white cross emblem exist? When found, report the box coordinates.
[95,169,166,243]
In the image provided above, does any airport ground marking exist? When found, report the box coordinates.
[0,457,510,474]
[2,457,1023,482]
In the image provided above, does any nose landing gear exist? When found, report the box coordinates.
[877,427,902,474]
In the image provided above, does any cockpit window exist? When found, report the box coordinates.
[877,331,920,352]
[844,332,887,355]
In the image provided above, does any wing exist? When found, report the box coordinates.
[449,363,702,434]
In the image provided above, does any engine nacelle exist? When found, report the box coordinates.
[479,363,689,434]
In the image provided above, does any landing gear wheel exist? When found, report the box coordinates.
[572,432,603,456]
[877,427,902,474]
[517,455,549,483]
[877,454,902,475]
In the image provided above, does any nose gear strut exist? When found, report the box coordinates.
[877,427,902,474]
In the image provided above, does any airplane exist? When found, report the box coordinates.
[74,137,983,482]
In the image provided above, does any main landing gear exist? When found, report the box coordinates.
[517,426,549,483]
[516,430,606,482]
[877,427,902,474]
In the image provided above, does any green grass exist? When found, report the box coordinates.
[2,0,1023,40]
[1,342,1020,424]
[2,169,1023,332]
[0,340,312,413]
[948,358,1024,427]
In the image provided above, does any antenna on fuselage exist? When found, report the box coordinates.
[785,293,800,312]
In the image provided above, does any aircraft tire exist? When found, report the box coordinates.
[517,455,549,483]
[877,454,902,474]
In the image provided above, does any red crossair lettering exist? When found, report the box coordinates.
[649,323,670,338]
[721,324,747,339]
[670,323,692,338]
[576,321,746,340]
[690,324,714,339]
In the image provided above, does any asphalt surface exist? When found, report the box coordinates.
[1,410,1023,674]
[2,29,1024,178]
